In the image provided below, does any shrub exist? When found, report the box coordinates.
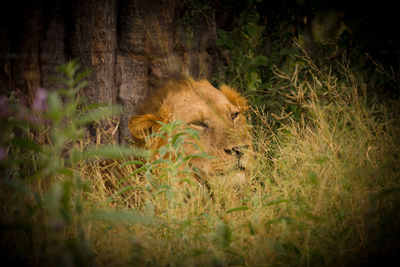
[1,54,399,266]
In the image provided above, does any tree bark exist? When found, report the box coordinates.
[0,0,220,142]
[116,0,177,141]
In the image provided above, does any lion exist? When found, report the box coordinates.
[128,77,254,185]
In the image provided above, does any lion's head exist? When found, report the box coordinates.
[128,78,254,184]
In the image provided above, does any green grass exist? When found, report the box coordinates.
[1,58,399,266]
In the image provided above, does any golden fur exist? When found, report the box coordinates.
[128,78,254,184]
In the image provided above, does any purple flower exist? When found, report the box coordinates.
[0,147,7,161]
[0,96,11,119]
[32,88,48,111]
[27,114,41,124]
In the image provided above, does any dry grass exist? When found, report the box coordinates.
[72,58,400,266]
[1,57,399,266]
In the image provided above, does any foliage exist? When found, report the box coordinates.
[1,51,400,266]
[0,61,142,266]
[89,55,398,266]
[214,3,304,129]
[180,0,213,49]
[214,0,399,131]
[116,119,211,210]
[1,1,399,265]
[215,7,268,100]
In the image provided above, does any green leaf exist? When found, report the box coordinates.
[59,167,74,177]
[171,132,187,146]
[11,137,41,152]
[74,80,89,92]
[120,160,144,168]
[186,142,200,151]
[70,145,148,163]
[158,146,168,158]
[85,146,144,159]
[149,131,166,139]
[216,221,232,248]
[265,216,295,226]
[217,30,234,48]
[191,166,202,176]
[107,185,135,202]
[45,183,63,216]
[152,158,173,165]
[60,181,73,222]
[243,23,261,40]
[89,210,158,226]
[74,69,91,84]
[377,186,400,197]
[57,61,79,80]
[180,177,194,185]
[307,171,319,185]
[0,119,34,133]
[183,152,214,161]
[70,148,81,164]
[250,55,268,67]
[118,165,148,184]
[264,199,293,207]
[84,102,110,111]
[47,91,62,123]
[75,106,122,125]
[226,206,253,214]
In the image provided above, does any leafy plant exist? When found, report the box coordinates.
[214,0,400,134]
[119,119,211,211]
[1,42,400,266]
[214,5,304,130]
[0,61,143,266]
[215,8,268,96]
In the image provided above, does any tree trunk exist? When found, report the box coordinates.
[0,0,220,142]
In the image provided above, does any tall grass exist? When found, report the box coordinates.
[1,56,399,266]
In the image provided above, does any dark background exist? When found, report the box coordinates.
[1,0,399,140]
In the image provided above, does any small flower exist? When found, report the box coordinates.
[50,219,65,231]
[0,146,7,161]
[32,88,48,111]
[0,96,11,119]
[27,114,41,124]
[15,105,28,120]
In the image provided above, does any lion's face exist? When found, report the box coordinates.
[128,79,254,184]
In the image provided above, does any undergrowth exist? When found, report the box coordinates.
[1,54,400,266]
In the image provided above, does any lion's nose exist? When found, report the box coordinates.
[224,145,249,158]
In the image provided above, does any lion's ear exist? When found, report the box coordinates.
[128,114,159,140]
[128,105,171,141]
[220,85,248,111]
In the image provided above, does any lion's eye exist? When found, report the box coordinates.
[190,120,209,129]
[231,112,240,120]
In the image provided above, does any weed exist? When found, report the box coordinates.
[117,119,211,213]
[1,52,399,266]
[0,61,141,266]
